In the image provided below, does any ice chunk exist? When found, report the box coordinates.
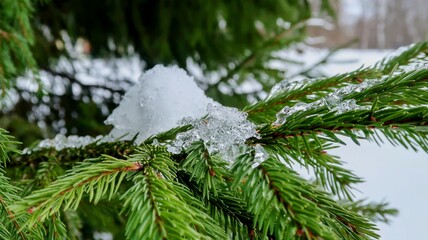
[269,80,296,97]
[273,81,378,125]
[252,144,268,168]
[273,102,312,125]
[105,65,214,144]
[332,99,367,114]
[268,78,315,98]
[168,103,259,164]
[323,81,378,111]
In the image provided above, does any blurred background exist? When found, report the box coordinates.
[1,0,427,239]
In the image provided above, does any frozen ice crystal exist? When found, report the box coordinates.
[252,144,268,168]
[332,99,366,114]
[269,80,295,97]
[268,78,314,98]
[273,102,312,125]
[105,65,214,144]
[273,81,378,125]
[168,103,259,164]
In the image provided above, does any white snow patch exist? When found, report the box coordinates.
[27,134,102,152]
[105,65,215,144]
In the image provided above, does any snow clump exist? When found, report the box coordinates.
[105,65,214,144]
[29,65,259,165]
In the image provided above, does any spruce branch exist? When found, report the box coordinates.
[181,141,230,198]
[122,147,226,239]
[177,171,257,239]
[0,0,35,91]
[0,128,21,165]
[10,139,136,169]
[245,67,382,123]
[0,170,40,240]
[376,41,428,74]
[256,106,428,154]
[341,199,398,224]
[21,159,65,196]
[0,129,43,240]
[0,221,11,240]
[178,142,260,238]
[264,138,362,199]
[44,213,68,240]
[231,153,379,240]
[246,41,428,124]
[11,155,143,227]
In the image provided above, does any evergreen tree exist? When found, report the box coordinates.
[1,0,427,239]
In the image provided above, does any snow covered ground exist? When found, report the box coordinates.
[313,48,428,240]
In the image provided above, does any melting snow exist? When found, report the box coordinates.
[273,81,375,125]
[168,103,259,163]
[29,65,259,161]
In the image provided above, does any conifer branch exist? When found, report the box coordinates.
[11,156,143,227]
[265,139,362,199]
[256,107,428,153]
[0,172,33,240]
[0,129,43,240]
[231,153,379,239]
[247,42,428,124]
[10,140,136,168]
[181,141,230,198]
[44,213,68,240]
[178,171,256,239]
[341,199,398,224]
[245,67,382,122]
[122,146,226,239]
[376,41,428,74]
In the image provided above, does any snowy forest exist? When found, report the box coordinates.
[1,0,427,239]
